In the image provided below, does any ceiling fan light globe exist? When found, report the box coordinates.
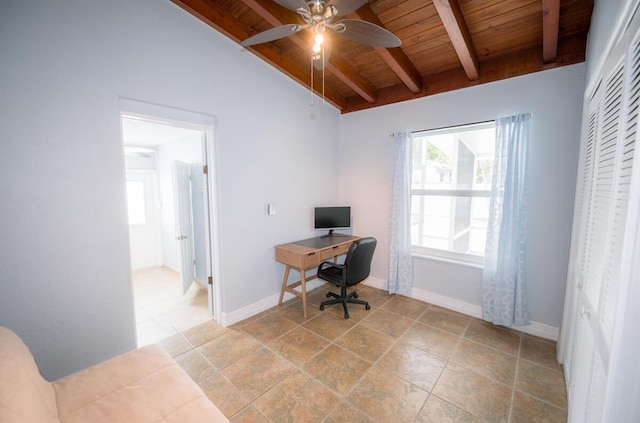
[312,43,321,53]
[315,33,324,44]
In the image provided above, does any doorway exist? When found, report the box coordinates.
[120,103,220,347]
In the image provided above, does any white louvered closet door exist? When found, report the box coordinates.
[565,16,640,423]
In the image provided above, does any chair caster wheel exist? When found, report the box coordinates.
[320,305,325,311]
[326,293,332,298]
[344,313,349,319]
[353,293,359,298]
[365,304,371,310]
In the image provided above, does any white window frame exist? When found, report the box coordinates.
[410,121,495,267]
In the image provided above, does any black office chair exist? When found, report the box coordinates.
[318,237,377,319]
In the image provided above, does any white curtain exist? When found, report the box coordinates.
[482,113,531,326]
[388,132,413,295]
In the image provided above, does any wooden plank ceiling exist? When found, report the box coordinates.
[172,0,593,113]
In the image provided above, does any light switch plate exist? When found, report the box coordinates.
[267,203,276,215]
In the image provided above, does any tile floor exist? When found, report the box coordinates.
[156,284,568,423]
[133,266,211,347]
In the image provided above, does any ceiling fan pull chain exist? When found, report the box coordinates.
[322,44,325,104]
[310,53,314,106]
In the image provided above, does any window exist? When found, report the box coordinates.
[411,122,496,264]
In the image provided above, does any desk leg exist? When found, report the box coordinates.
[300,268,308,319]
[278,265,291,305]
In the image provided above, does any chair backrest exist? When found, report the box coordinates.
[344,237,377,287]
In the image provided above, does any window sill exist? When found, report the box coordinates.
[412,252,484,269]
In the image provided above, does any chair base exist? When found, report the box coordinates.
[319,286,371,318]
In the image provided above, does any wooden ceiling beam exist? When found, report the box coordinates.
[350,5,423,93]
[171,0,346,109]
[543,0,560,63]
[239,0,378,103]
[342,33,587,113]
[432,0,480,80]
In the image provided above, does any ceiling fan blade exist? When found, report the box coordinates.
[240,24,303,46]
[313,37,332,70]
[331,0,369,16]
[334,19,401,47]
[273,0,309,13]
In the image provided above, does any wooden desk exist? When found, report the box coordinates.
[275,235,360,318]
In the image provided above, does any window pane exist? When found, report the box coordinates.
[410,122,495,260]
[411,195,489,256]
[126,180,146,225]
[412,125,495,191]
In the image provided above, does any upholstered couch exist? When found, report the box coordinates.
[0,326,229,422]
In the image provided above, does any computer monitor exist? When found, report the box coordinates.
[314,206,351,237]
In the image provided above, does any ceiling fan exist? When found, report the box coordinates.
[240,0,401,70]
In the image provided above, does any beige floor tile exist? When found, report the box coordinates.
[356,286,394,307]
[240,312,298,344]
[153,287,568,423]
[325,298,374,321]
[273,298,322,324]
[305,284,338,306]
[334,324,395,363]
[222,347,295,401]
[463,320,521,356]
[303,311,357,341]
[516,359,567,409]
[174,349,217,383]
[416,394,482,423]
[253,371,339,422]
[135,320,177,347]
[182,320,228,347]
[419,305,471,335]
[433,363,511,422]
[360,308,415,338]
[347,366,429,422]
[520,334,563,371]
[380,294,430,320]
[230,405,270,423]
[400,321,461,359]
[511,391,567,423]
[268,326,329,367]
[375,343,446,391]
[322,401,376,423]
[156,332,193,357]
[198,329,262,370]
[231,309,273,328]
[157,309,212,333]
[197,373,249,418]
[450,338,517,385]
[303,344,371,395]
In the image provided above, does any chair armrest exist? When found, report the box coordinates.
[318,261,344,271]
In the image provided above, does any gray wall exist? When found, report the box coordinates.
[339,64,586,328]
[0,0,339,380]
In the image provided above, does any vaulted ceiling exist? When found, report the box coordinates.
[172,0,593,113]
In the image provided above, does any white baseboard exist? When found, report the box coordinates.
[220,279,326,327]
[364,277,559,341]
[221,276,559,341]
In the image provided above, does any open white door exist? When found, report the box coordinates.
[173,160,195,295]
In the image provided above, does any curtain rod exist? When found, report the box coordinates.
[390,119,495,137]
[390,113,533,137]
[389,114,520,137]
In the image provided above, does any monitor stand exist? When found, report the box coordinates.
[320,229,348,238]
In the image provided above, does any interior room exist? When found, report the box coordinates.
[1,1,638,422]
[122,116,213,346]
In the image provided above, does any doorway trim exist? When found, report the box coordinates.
[119,97,222,324]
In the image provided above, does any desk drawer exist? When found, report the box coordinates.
[321,243,350,260]
[303,252,321,268]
